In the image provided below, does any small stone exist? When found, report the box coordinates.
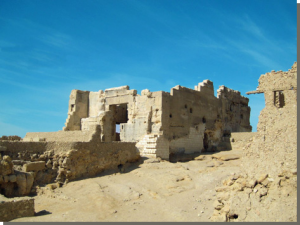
[246,179,257,188]
[257,174,268,183]
[261,179,270,187]
[253,189,258,193]
[222,205,230,213]
[291,169,297,175]
[215,186,231,192]
[213,199,224,210]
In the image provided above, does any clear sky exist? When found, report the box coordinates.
[0,0,297,137]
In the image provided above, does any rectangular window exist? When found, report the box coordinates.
[274,91,285,108]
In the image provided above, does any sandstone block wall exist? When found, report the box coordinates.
[0,195,35,222]
[0,140,140,197]
[23,129,97,142]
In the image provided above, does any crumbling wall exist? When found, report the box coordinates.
[243,62,297,177]
[0,195,34,222]
[64,90,90,131]
[217,86,252,132]
[48,79,251,160]
[211,62,297,222]
[0,140,140,197]
[0,135,22,141]
[0,155,34,197]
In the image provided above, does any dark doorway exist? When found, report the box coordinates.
[109,104,128,141]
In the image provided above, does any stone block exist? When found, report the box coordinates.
[4,175,9,182]
[0,146,7,151]
[23,161,46,172]
[25,173,34,194]
[16,173,27,195]
[9,174,16,183]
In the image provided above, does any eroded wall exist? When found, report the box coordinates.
[0,140,140,198]
[243,62,297,177]
[57,80,251,159]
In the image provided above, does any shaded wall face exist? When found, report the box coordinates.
[165,86,222,154]
[218,88,252,132]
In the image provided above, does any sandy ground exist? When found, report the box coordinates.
[11,150,244,222]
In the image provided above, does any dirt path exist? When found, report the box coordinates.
[11,150,243,222]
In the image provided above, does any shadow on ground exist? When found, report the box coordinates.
[35,210,52,217]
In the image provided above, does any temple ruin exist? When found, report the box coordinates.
[1,62,297,221]
[23,80,251,160]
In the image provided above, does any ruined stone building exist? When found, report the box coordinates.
[24,80,251,160]
[244,62,297,177]
[210,64,297,222]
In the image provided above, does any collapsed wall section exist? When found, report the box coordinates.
[0,140,140,198]
[210,62,297,222]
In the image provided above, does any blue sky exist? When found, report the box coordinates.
[0,0,297,137]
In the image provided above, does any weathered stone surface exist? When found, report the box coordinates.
[257,174,268,184]
[24,78,251,160]
[211,63,297,222]
[213,199,224,210]
[0,145,7,151]
[0,156,13,176]
[0,195,34,222]
[23,161,45,172]
[212,153,240,161]
[9,174,16,182]
[16,173,27,196]
[25,173,34,194]
[4,175,9,182]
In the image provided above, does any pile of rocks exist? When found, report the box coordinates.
[211,170,297,222]
[0,155,35,197]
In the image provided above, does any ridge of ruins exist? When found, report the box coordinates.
[0,62,297,222]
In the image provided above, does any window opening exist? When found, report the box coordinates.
[274,91,285,108]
